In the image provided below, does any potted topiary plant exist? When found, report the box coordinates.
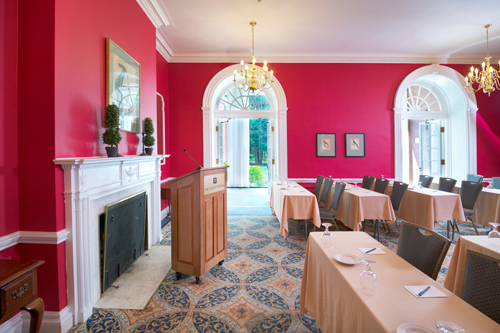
[102,104,122,157]
[143,117,155,155]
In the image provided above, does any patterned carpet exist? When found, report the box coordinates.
[69,215,489,333]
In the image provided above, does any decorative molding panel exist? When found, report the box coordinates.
[54,155,163,326]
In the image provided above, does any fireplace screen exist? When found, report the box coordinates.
[101,191,147,292]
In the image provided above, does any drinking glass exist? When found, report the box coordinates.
[418,181,423,189]
[321,223,333,247]
[381,175,385,179]
[435,320,465,332]
[354,183,359,190]
[488,222,500,238]
[487,182,493,189]
[360,258,377,295]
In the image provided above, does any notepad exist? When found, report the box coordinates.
[358,248,387,255]
[404,285,448,298]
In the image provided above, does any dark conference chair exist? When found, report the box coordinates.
[373,178,389,194]
[319,181,346,231]
[418,175,433,188]
[466,174,484,183]
[397,221,451,280]
[451,180,483,238]
[438,177,457,193]
[461,250,500,324]
[312,175,324,200]
[318,177,333,208]
[361,175,375,190]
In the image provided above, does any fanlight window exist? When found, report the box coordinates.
[218,87,270,111]
[406,85,441,113]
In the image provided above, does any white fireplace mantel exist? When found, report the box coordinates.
[54,155,166,325]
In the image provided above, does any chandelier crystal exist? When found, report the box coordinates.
[465,24,500,96]
[234,21,274,92]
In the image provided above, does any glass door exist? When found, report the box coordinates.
[419,120,442,178]
[267,119,274,196]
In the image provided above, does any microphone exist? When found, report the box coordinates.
[184,149,203,170]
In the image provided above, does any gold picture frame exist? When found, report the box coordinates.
[106,38,141,133]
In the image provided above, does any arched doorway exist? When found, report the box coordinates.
[393,64,478,183]
[202,65,288,186]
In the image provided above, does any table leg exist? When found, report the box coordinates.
[21,297,44,333]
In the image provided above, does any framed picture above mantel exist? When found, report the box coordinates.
[345,133,365,157]
[316,133,336,157]
[106,38,141,133]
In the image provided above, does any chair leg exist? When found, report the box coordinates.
[451,220,455,240]
[304,220,308,239]
[471,220,479,235]
[375,220,380,241]
[446,220,451,239]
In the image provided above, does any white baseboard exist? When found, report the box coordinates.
[161,207,169,220]
[0,313,22,333]
[18,306,73,333]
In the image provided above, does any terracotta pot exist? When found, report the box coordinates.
[105,146,118,157]
[145,147,153,156]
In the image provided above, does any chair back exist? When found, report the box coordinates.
[467,174,484,183]
[460,180,483,211]
[461,250,500,324]
[397,222,451,280]
[492,177,500,189]
[373,178,389,194]
[319,178,333,206]
[418,175,434,188]
[313,175,324,199]
[329,181,346,211]
[390,181,408,212]
[361,175,375,190]
[438,177,457,192]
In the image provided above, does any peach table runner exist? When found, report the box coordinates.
[300,232,499,332]
[444,235,500,295]
[269,181,321,238]
[387,185,465,230]
[335,185,395,231]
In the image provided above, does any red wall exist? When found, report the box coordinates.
[167,62,500,179]
[11,0,157,312]
[0,0,20,238]
[446,64,500,178]
[157,52,170,178]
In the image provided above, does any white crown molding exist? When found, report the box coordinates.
[156,31,173,61]
[136,0,173,29]
[155,49,494,64]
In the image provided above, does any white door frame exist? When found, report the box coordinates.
[202,65,288,179]
[393,64,478,181]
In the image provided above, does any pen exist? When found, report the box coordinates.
[366,248,377,254]
[418,286,431,296]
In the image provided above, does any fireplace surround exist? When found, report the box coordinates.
[54,155,164,325]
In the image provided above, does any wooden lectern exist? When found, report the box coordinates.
[170,166,228,284]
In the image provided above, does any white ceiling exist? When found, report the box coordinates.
[139,0,500,64]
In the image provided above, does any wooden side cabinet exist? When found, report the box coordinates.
[0,260,44,333]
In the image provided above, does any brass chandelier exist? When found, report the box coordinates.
[234,21,274,92]
[465,24,500,96]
